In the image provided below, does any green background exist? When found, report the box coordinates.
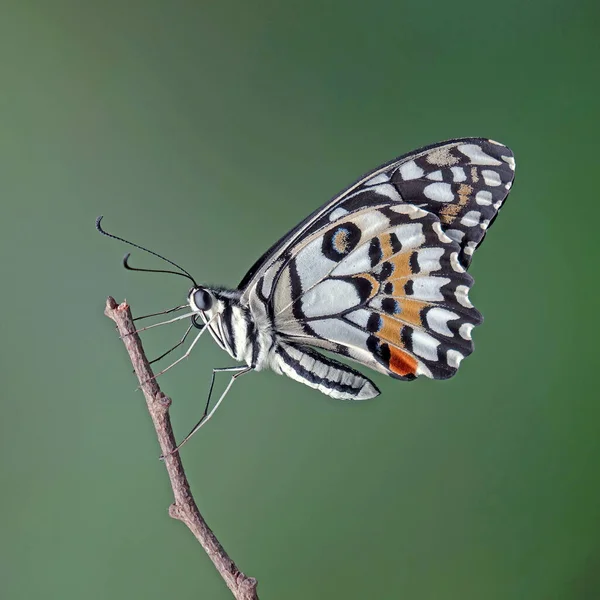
[2,1,599,598]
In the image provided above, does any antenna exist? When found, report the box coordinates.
[96,216,197,286]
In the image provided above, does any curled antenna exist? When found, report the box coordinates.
[96,216,197,286]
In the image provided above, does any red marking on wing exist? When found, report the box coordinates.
[388,346,418,377]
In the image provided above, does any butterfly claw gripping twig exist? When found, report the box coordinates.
[104,296,259,600]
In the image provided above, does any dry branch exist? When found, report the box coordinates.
[104,297,259,600]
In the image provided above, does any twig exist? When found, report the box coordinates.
[104,297,259,600]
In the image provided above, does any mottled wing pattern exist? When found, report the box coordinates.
[239,138,514,296]
[270,203,482,380]
[382,139,515,267]
[238,138,514,385]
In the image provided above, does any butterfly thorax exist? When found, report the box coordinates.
[194,288,275,371]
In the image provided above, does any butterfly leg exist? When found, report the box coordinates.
[138,321,213,387]
[132,304,188,322]
[147,322,194,366]
[162,366,252,457]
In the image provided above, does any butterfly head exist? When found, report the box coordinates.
[188,286,214,314]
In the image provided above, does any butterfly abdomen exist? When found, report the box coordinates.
[271,343,380,400]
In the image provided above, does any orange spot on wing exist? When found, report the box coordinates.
[388,252,413,280]
[395,299,429,326]
[333,229,349,253]
[389,346,418,376]
[379,233,395,261]
[378,314,404,344]
[439,183,472,225]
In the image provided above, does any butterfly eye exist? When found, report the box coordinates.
[193,288,213,311]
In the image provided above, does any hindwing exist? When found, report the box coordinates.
[271,204,481,380]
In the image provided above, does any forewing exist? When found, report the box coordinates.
[239,137,515,297]
[272,203,482,381]
[382,138,515,267]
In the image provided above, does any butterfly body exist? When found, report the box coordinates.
[183,137,515,403]
[189,287,379,399]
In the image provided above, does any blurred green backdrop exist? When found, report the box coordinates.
[1,1,599,598]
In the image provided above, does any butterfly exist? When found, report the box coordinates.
[98,137,515,451]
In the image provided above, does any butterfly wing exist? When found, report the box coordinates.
[239,137,515,295]
[239,138,514,383]
[383,138,515,267]
[269,203,482,380]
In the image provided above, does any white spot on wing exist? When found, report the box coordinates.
[410,277,450,301]
[417,247,444,272]
[432,221,452,243]
[475,190,493,205]
[502,155,516,170]
[446,350,464,368]
[393,223,426,250]
[450,252,465,273]
[332,243,371,276]
[411,330,440,361]
[461,210,482,227]
[415,362,433,378]
[459,322,474,340]
[426,307,459,337]
[369,183,402,202]
[426,170,443,181]
[482,170,501,186]
[345,309,371,328]
[398,160,424,180]
[464,241,477,256]
[457,144,502,165]
[450,167,466,182]
[424,182,454,203]
[329,207,349,221]
[389,204,428,220]
[301,280,360,318]
[455,285,473,308]
[446,228,465,243]
[365,173,390,186]
[369,297,383,311]
[353,210,391,239]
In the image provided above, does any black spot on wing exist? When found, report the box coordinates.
[409,252,421,274]
[390,233,402,254]
[322,222,361,262]
[369,237,382,267]
[382,297,400,315]
[353,276,375,303]
[378,262,394,282]
[367,312,382,333]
